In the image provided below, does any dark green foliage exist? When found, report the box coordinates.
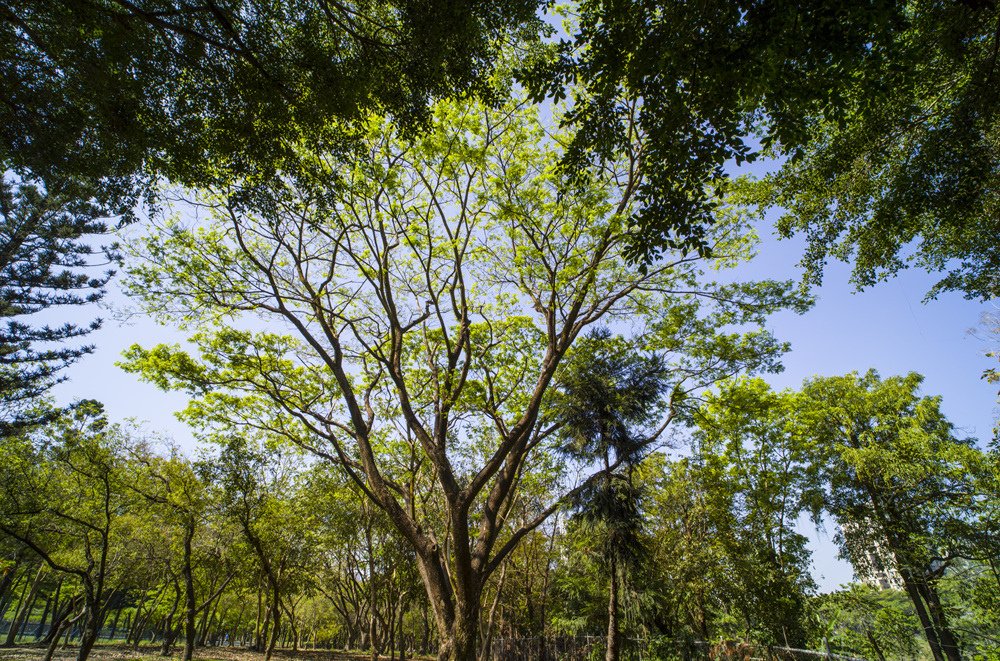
[1,0,542,212]
[557,328,669,469]
[760,0,1000,300]
[555,329,669,659]
[524,0,1000,300]
[521,0,911,263]
[0,177,117,433]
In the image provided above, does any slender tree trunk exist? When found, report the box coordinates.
[107,607,121,641]
[35,595,52,640]
[254,588,264,651]
[421,602,430,656]
[264,597,280,661]
[480,563,506,658]
[182,524,197,661]
[605,555,620,661]
[160,581,182,656]
[397,596,407,661]
[899,570,946,661]
[44,603,83,661]
[865,629,887,661]
[4,565,43,646]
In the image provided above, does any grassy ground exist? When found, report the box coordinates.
[0,645,398,661]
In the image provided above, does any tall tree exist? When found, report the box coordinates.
[132,446,234,661]
[554,329,669,661]
[0,178,116,434]
[119,98,806,660]
[0,402,143,661]
[690,378,821,646]
[800,371,988,661]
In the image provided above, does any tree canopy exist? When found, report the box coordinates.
[118,97,804,660]
[523,0,1000,299]
[1,0,542,212]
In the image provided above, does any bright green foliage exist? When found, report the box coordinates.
[800,371,990,661]
[0,402,145,661]
[689,379,820,646]
[117,97,805,659]
[817,584,923,661]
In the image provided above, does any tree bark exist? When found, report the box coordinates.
[605,554,620,661]
[918,578,962,661]
[899,568,945,661]
[75,603,101,661]
[182,523,197,661]
[4,565,43,647]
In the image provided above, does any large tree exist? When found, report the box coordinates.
[0,178,116,433]
[799,371,988,661]
[119,99,806,660]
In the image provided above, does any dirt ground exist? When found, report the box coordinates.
[0,646,405,661]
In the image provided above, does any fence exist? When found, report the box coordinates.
[486,636,867,661]
[0,619,148,645]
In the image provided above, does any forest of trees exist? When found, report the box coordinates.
[2,1,1000,660]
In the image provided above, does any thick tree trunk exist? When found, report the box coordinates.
[439,610,478,661]
[919,579,962,661]
[75,605,101,661]
[605,555,620,661]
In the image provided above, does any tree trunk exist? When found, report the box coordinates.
[605,555,620,661]
[75,604,101,661]
[44,603,83,661]
[264,586,281,661]
[918,579,962,661]
[865,628,887,661]
[182,524,197,661]
[898,569,946,661]
[4,565,43,647]
[34,595,52,640]
[436,599,479,661]
[160,582,182,656]
[254,588,264,651]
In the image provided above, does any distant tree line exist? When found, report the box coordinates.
[1,369,997,661]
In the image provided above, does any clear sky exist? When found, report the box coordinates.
[47,201,997,595]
